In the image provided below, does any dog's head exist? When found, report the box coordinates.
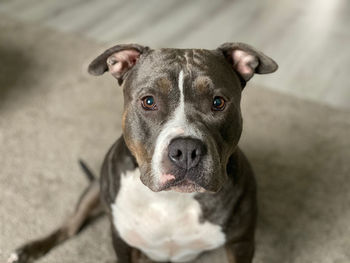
[88,43,277,193]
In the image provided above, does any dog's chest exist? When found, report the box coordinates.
[111,169,225,262]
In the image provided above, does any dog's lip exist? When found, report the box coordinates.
[163,179,206,193]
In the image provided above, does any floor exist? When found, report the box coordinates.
[1,3,350,263]
[0,0,349,109]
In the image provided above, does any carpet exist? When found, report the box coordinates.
[1,16,349,263]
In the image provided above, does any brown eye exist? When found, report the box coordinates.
[141,96,157,111]
[212,96,226,111]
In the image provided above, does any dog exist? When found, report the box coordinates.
[8,42,277,263]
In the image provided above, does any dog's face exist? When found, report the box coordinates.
[122,48,244,193]
[89,43,277,193]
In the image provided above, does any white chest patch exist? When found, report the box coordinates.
[111,169,226,262]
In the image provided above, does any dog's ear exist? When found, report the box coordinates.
[218,42,278,83]
[88,44,149,85]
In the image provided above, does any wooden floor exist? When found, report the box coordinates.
[1,0,349,109]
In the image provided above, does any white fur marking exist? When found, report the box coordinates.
[151,70,202,188]
[177,70,185,123]
[111,169,225,262]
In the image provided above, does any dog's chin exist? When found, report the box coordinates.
[140,166,224,193]
[144,177,208,193]
[163,179,207,193]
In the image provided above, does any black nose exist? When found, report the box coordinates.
[168,137,206,170]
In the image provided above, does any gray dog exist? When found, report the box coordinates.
[8,42,277,263]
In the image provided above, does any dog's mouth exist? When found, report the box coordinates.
[163,179,206,193]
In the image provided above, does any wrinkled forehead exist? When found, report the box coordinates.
[129,48,240,92]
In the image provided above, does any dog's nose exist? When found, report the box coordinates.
[168,138,206,170]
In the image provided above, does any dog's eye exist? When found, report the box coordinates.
[141,96,157,111]
[212,96,226,111]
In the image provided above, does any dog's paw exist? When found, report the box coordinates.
[7,253,19,263]
[7,249,34,263]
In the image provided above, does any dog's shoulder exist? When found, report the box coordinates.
[194,147,257,232]
[100,136,137,212]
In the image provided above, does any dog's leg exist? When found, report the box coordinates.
[110,225,133,263]
[8,180,102,263]
[131,248,160,263]
[110,226,158,263]
[225,241,254,263]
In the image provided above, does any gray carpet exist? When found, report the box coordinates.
[1,16,350,263]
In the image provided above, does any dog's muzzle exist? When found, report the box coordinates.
[157,137,209,192]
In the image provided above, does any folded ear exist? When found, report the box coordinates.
[88,44,149,85]
[218,42,278,83]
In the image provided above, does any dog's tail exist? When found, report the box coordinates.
[8,161,103,263]
[78,159,97,182]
